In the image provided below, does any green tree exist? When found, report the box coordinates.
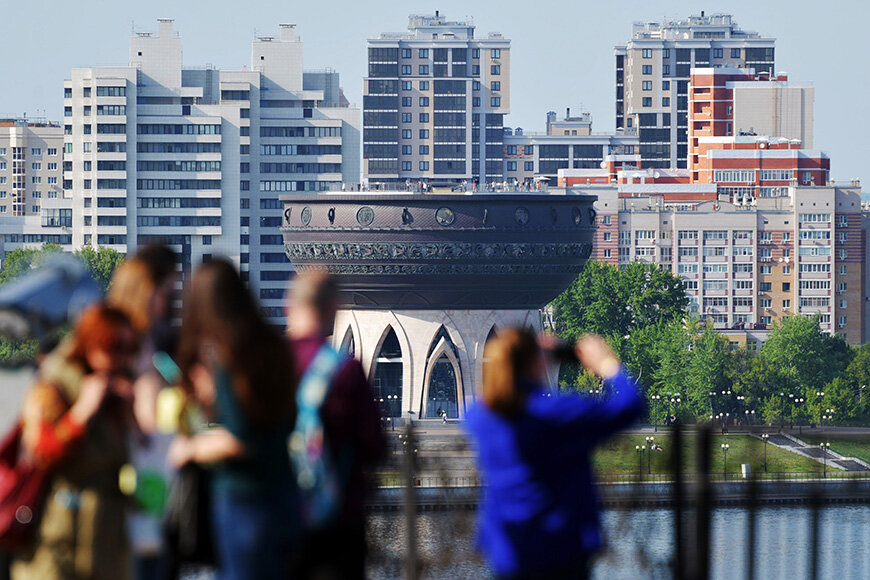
[684,322,734,417]
[74,246,125,292]
[840,344,870,417]
[0,244,63,285]
[552,260,689,343]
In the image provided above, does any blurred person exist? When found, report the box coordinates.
[11,305,140,580]
[168,259,297,580]
[106,244,177,434]
[286,269,385,580]
[465,328,645,580]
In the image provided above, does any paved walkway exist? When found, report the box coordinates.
[756,432,870,472]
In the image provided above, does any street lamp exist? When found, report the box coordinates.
[819,442,830,478]
[721,443,730,477]
[761,434,769,473]
[860,385,867,414]
[635,445,646,479]
[821,408,835,427]
[816,391,826,426]
[779,392,786,429]
[651,395,661,432]
[645,436,655,474]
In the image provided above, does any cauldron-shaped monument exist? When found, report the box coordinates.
[281,191,596,421]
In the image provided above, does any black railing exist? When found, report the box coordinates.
[368,423,870,579]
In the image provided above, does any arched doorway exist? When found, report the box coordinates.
[339,327,355,358]
[424,326,461,419]
[372,327,402,417]
[426,353,459,418]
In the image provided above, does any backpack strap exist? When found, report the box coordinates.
[296,344,345,414]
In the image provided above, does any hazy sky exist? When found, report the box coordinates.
[2,0,867,191]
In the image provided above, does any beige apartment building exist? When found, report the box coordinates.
[577,183,867,345]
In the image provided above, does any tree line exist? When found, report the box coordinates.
[552,261,870,426]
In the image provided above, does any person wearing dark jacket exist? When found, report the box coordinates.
[465,328,645,580]
[286,270,386,580]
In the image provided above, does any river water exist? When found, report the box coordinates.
[367,505,870,579]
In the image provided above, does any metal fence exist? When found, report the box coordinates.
[367,424,870,579]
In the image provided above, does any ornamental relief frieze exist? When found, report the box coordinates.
[284,242,593,261]
[292,263,587,275]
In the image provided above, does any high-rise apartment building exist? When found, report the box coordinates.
[364,12,510,186]
[574,183,867,344]
[63,19,359,323]
[615,12,775,169]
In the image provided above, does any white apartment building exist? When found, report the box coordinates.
[364,12,510,185]
[0,118,73,257]
[615,12,775,169]
[63,19,360,323]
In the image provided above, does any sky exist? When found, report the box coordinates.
[2,0,867,193]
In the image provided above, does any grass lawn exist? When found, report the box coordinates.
[799,434,870,465]
[592,433,823,476]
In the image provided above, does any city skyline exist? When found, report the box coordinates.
[0,0,867,192]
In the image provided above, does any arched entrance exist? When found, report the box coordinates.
[426,353,459,418]
[371,327,402,417]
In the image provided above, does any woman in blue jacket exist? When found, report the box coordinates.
[465,328,645,580]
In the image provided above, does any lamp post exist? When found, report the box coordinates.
[819,442,830,478]
[816,391,825,426]
[860,385,867,415]
[721,443,730,477]
[821,409,834,427]
[645,436,655,474]
[779,392,786,429]
[761,434,769,473]
[651,395,661,432]
[635,445,645,479]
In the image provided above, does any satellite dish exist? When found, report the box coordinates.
[759,143,766,149]
[654,171,661,179]
[600,161,607,169]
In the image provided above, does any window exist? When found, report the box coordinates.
[760,299,772,308]
[798,213,830,223]
[418,65,429,75]
[96,86,126,97]
[662,97,670,106]
[663,64,670,76]
[419,129,429,139]
[839,316,847,328]
[838,282,848,292]
[678,264,698,274]
[490,97,501,107]
[662,80,670,90]
[402,145,412,154]
[760,282,772,292]
[642,97,652,107]
[839,232,848,243]
[507,161,517,171]
[491,81,501,91]
[402,81,412,91]
[401,65,412,75]
[419,161,429,171]
[679,230,699,240]
[713,48,723,58]
[839,265,847,275]
[731,48,741,58]
[419,97,429,106]
[524,161,534,171]
[401,48,411,59]
[662,49,670,59]
[402,129,412,139]
[401,161,411,171]
[642,81,652,90]
[96,105,126,116]
[783,265,791,274]
[840,299,848,309]
[419,145,429,155]
[490,49,501,59]
[491,65,500,75]
[402,113,412,123]
[782,232,791,241]
[419,48,429,58]
[471,48,480,59]
[472,97,481,107]
[603,249,612,258]
[714,170,754,183]
[782,300,791,309]
[419,113,429,123]
[642,65,653,74]
[402,97,412,107]
[419,81,429,90]
[642,49,653,58]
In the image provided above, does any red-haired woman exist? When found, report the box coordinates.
[12,305,139,580]
[168,259,297,580]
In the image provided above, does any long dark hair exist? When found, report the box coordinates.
[482,327,540,417]
[176,259,295,426]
